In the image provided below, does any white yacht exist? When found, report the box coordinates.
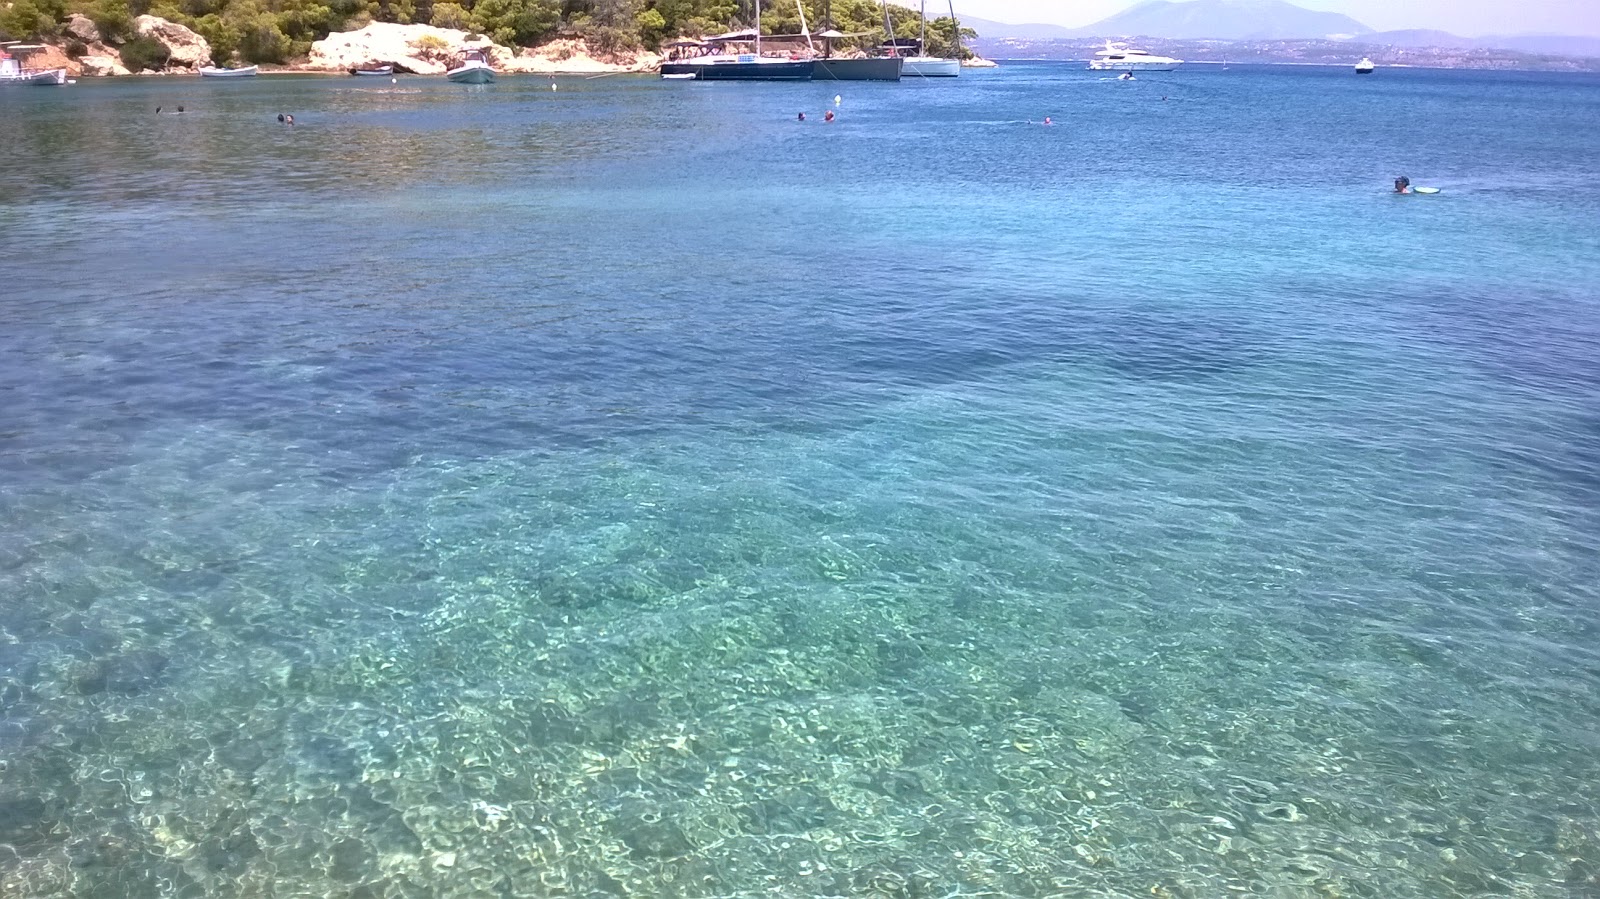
[1087,40,1183,72]
[1355,57,1375,74]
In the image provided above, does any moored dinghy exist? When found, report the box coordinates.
[352,64,394,76]
[199,64,259,77]
[446,49,494,84]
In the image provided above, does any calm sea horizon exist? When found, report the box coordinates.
[3,61,1599,896]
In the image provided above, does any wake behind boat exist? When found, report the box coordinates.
[1088,40,1182,72]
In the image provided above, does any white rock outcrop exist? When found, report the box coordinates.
[66,13,101,43]
[308,23,482,75]
[135,15,212,69]
[79,55,132,76]
[308,23,660,75]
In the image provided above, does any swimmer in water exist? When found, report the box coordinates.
[824,109,834,122]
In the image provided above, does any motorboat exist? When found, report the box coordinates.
[446,50,494,84]
[1355,57,1375,74]
[1088,41,1182,72]
[199,65,259,77]
[352,64,394,76]
[1,44,67,85]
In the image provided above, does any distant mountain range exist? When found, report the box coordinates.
[959,0,1371,42]
[957,0,1600,58]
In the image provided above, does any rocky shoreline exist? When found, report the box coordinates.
[38,17,997,78]
[37,18,663,78]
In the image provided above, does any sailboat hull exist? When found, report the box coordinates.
[659,59,813,80]
[902,56,959,77]
[812,57,902,81]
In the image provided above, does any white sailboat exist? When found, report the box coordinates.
[900,0,959,77]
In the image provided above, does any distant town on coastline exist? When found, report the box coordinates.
[961,0,1600,72]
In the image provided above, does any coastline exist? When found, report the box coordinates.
[33,18,1001,79]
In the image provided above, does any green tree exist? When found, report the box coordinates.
[236,10,290,60]
[632,4,661,47]
[0,0,60,39]
[924,16,973,58]
[192,11,241,62]
[470,0,558,45]
[429,0,467,27]
[85,0,136,42]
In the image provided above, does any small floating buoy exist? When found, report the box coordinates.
[551,82,557,91]
[391,77,397,84]
[834,94,841,106]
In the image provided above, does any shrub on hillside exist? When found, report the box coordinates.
[120,35,173,70]
[0,0,64,40]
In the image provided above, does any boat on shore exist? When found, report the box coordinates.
[1088,41,1182,72]
[1355,57,1375,74]
[199,65,259,77]
[446,49,494,83]
[1,44,67,85]
[352,64,394,76]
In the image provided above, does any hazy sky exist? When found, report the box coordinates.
[953,0,1600,36]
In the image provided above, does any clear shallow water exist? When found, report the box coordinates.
[2,62,1600,896]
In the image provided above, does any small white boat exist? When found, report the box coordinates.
[660,71,698,80]
[446,50,494,84]
[1355,57,1375,74]
[1,44,67,85]
[199,65,259,77]
[352,64,393,76]
[1088,40,1182,72]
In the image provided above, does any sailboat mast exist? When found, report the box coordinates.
[947,0,959,60]
[919,0,926,52]
[796,0,814,55]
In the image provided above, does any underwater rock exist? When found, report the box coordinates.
[0,796,55,847]
[619,816,692,860]
[103,650,169,694]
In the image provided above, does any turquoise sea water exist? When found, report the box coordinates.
[3,61,1600,896]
